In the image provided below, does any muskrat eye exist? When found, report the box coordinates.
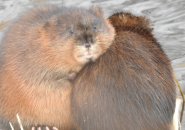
[93,26,97,30]
[93,25,100,33]
[69,29,74,35]
[93,19,101,32]
[69,26,75,35]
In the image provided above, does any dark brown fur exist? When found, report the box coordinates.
[71,12,176,130]
[0,6,114,130]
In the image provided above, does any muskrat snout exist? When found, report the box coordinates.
[85,43,91,48]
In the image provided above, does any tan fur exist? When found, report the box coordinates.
[0,6,114,130]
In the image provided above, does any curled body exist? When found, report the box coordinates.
[72,12,176,130]
[0,5,115,130]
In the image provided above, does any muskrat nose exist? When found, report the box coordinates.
[84,34,94,48]
[85,43,91,48]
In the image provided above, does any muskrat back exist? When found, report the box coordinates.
[72,12,176,130]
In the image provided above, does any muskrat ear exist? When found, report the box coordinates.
[89,6,103,17]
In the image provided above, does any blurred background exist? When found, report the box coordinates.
[0,0,185,129]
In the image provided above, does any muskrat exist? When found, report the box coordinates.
[71,12,176,130]
[0,5,115,130]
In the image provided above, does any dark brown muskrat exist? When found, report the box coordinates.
[71,12,176,130]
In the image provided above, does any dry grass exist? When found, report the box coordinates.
[9,114,23,130]
[8,114,59,130]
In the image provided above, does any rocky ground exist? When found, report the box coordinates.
[0,0,185,129]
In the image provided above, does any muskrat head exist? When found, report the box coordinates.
[41,6,115,66]
[64,7,115,64]
[71,8,115,64]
